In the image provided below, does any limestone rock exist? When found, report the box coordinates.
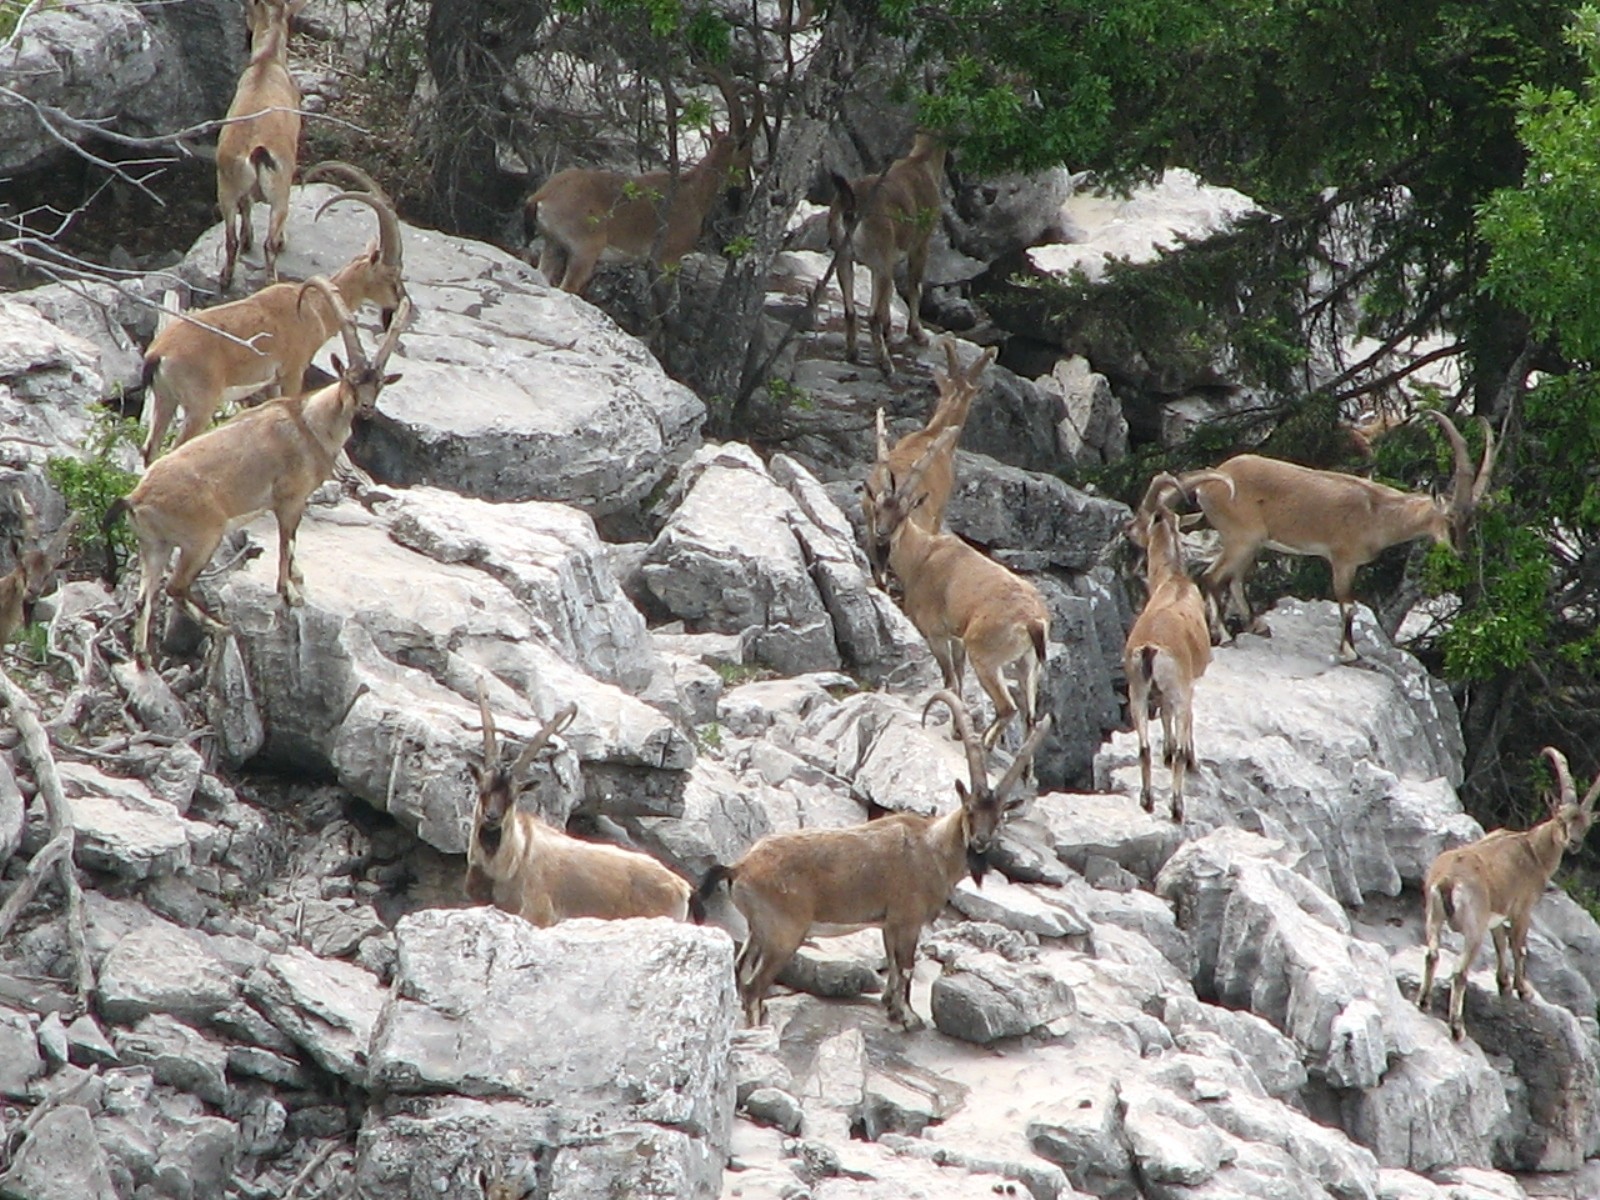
[0,1104,117,1200]
[98,920,240,1025]
[244,949,386,1084]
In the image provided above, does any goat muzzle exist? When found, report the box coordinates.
[965,843,991,886]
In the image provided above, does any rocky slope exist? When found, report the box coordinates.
[0,173,1596,1200]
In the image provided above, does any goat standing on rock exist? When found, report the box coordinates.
[465,678,701,927]
[1418,746,1600,1040]
[829,131,947,379]
[106,281,410,666]
[698,692,1050,1028]
[1124,472,1230,822]
[1167,410,1496,662]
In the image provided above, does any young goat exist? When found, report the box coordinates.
[1170,410,1496,661]
[1123,472,1230,822]
[1418,747,1600,1040]
[0,491,73,648]
[869,429,1050,749]
[141,181,406,464]
[861,339,997,587]
[524,72,756,297]
[465,679,699,926]
[217,0,307,288]
[699,692,1050,1027]
[106,281,410,665]
[829,132,947,378]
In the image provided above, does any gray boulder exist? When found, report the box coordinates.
[244,949,386,1084]
[97,920,240,1026]
[0,1104,117,1200]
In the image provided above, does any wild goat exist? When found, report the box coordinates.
[868,428,1050,749]
[1418,747,1600,1040]
[141,179,406,464]
[1166,410,1496,661]
[0,490,73,647]
[105,281,410,665]
[829,132,947,378]
[861,339,997,587]
[466,679,699,926]
[524,71,756,296]
[1123,472,1230,822]
[217,0,306,288]
[698,691,1051,1027]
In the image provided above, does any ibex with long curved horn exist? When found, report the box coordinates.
[524,70,758,296]
[465,677,699,927]
[829,131,947,378]
[698,692,1051,1027]
[217,0,307,288]
[141,172,407,463]
[1165,410,1496,661]
[1418,747,1600,1040]
[106,280,411,664]
[862,339,997,587]
[1123,471,1232,822]
[868,428,1051,749]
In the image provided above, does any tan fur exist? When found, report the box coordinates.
[1123,474,1225,822]
[525,74,754,296]
[828,132,947,378]
[1164,411,1495,661]
[1418,747,1599,1040]
[862,339,996,586]
[142,186,406,464]
[466,681,694,927]
[869,429,1050,750]
[217,0,307,288]
[112,284,409,665]
[700,694,1049,1026]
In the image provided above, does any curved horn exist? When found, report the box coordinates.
[994,714,1053,801]
[1426,410,1476,516]
[303,160,390,204]
[509,702,579,778]
[1471,415,1497,506]
[475,676,500,769]
[707,65,745,146]
[370,296,413,375]
[1137,472,1186,519]
[1543,746,1576,809]
[316,190,404,269]
[1584,771,1600,816]
[894,427,959,503]
[923,689,987,795]
[297,276,364,372]
[938,337,961,384]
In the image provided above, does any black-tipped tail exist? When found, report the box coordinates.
[1031,619,1049,667]
[1139,643,1158,681]
[696,863,733,909]
[249,145,279,175]
[522,198,540,246]
[141,354,160,394]
[831,173,856,221]
[101,496,130,586]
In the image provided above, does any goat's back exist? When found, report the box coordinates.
[486,814,692,923]
[1126,578,1210,677]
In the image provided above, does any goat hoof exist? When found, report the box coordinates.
[1450,1024,1465,1041]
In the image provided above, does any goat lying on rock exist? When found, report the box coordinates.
[697,691,1050,1028]
[466,679,700,927]
[1418,746,1600,1040]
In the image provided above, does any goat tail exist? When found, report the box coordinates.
[687,885,708,925]
[141,354,161,394]
[102,497,130,586]
[249,145,280,177]
[696,862,735,907]
[1139,644,1158,682]
[831,173,857,223]
[522,197,540,246]
[1031,619,1049,668]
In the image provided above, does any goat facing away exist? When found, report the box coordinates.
[861,339,997,587]
[868,427,1050,750]
[698,691,1051,1027]
[106,281,410,665]
[217,0,307,289]
[1123,472,1231,822]
[465,679,700,927]
[1417,747,1600,1041]
[829,131,947,378]
[1164,410,1496,662]
[141,177,406,464]
[524,71,757,296]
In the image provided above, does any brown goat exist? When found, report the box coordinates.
[698,691,1050,1027]
[217,0,307,288]
[465,678,698,926]
[829,132,947,378]
[1418,747,1600,1040]
[106,281,410,664]
[1169,411,1496,661]
[1123,472,1230,822]
[524,72,756,296]
[141,182,406,463]
[0,490,74,647]
[861,339,997,586]
[869,429,1051,749]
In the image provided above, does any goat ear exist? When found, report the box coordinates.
[383,372,403,387]
[467,761,484,786]
[954,779,971,807]
[330,354,346,375]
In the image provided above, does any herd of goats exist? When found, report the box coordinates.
[2,0,1596,1056]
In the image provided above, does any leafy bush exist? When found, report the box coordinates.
[44,412,141,566]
